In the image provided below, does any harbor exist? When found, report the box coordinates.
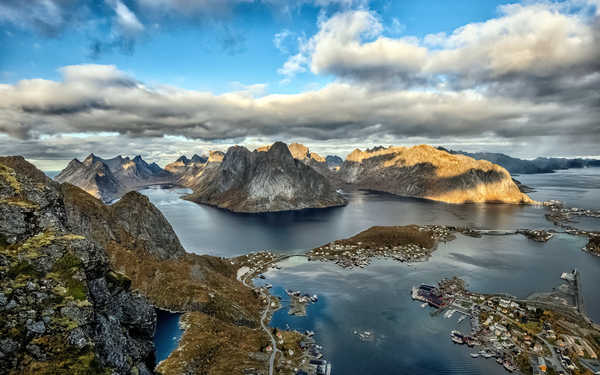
[411,272,600,374]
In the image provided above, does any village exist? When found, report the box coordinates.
[412,272,600,375]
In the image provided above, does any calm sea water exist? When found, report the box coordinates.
[49,167,600,373]
[154,310,183,363]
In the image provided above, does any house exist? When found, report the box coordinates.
[538,357,547,373]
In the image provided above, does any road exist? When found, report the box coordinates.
[238,267,280,375]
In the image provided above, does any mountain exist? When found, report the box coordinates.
[1,156,274,374]
[55,154,173,203]
[326,155,343,169]
[443,148,600,174]
[257,142,331,177]
[0,156,156,374]
[185,142,346,212]
[165,151,224,188]
[338,145,534,204]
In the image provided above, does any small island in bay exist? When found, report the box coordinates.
[307,225,456,268]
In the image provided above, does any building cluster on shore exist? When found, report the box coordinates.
[517,229,555,242]
[307,225,455,269]
[412,273,600,375]
[543,200,600,257]
[286,289,318,317]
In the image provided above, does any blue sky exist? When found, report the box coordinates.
[0,0,599,169]
[1,0,513,92]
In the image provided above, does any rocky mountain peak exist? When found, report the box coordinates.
[185,141,346,212]
[190,154,208,164]
[207,151,224,163]
[264,141,295,165]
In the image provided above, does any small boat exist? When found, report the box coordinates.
[496,358,503,364]
[451,336,464,344]
[305,330,314,337]
[458,315,467,323]
[421,302,428,308]
[470,353,480,358]
[503,360,516,372]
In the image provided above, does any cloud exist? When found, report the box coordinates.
[0,63,598,159]
[274,29,294,53]
[281,2,600,89]
[108,0,145,35]
[0,0,81,36]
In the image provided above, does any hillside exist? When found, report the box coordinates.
[55,154,173,203]
[338,145,534,204]
[1,156,275,374]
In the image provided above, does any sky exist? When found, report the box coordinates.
[0,0,599,170]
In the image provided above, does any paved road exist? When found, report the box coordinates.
[238,267,279,375]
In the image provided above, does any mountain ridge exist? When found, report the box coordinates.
[55,154,173,203]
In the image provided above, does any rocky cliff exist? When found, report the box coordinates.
[185,142,346,212]
[164,151,224,188]
[0,156,156,374]
[55,154,173,203]
[1,156,271,374]
[338,145,534,204]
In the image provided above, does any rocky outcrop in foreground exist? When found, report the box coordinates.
[55,154,172,203]
[1,156,275,374]
[338,145,534,204]
[186,142,346,212]
[0,156,156,374]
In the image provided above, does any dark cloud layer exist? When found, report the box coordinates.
[1,1,599,162]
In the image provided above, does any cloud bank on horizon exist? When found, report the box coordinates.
[0,0,599,168]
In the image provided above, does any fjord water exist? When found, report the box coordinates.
[142,168,600,374]
[153,310,183,363]
[141,168,600,257]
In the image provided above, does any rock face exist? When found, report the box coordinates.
[0,156,156,374]
[164,151,223,188]
[338,145,534,204]
[60,185,185,261]
[186,142,346,212]
[55,154,173,203]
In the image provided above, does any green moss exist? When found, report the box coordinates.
[106,270,131,290]
[51,253,88,301]
[19,231,56,256]
[7,260,41,278]
[24,350,110,375]
[51,316,80,331]
[0,163,21,193]
[0,198,39,209]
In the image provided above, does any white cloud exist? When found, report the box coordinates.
[110,0,144,35]
[1,64,597,152]
[281,1,600,85]
[274,29,294,53]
